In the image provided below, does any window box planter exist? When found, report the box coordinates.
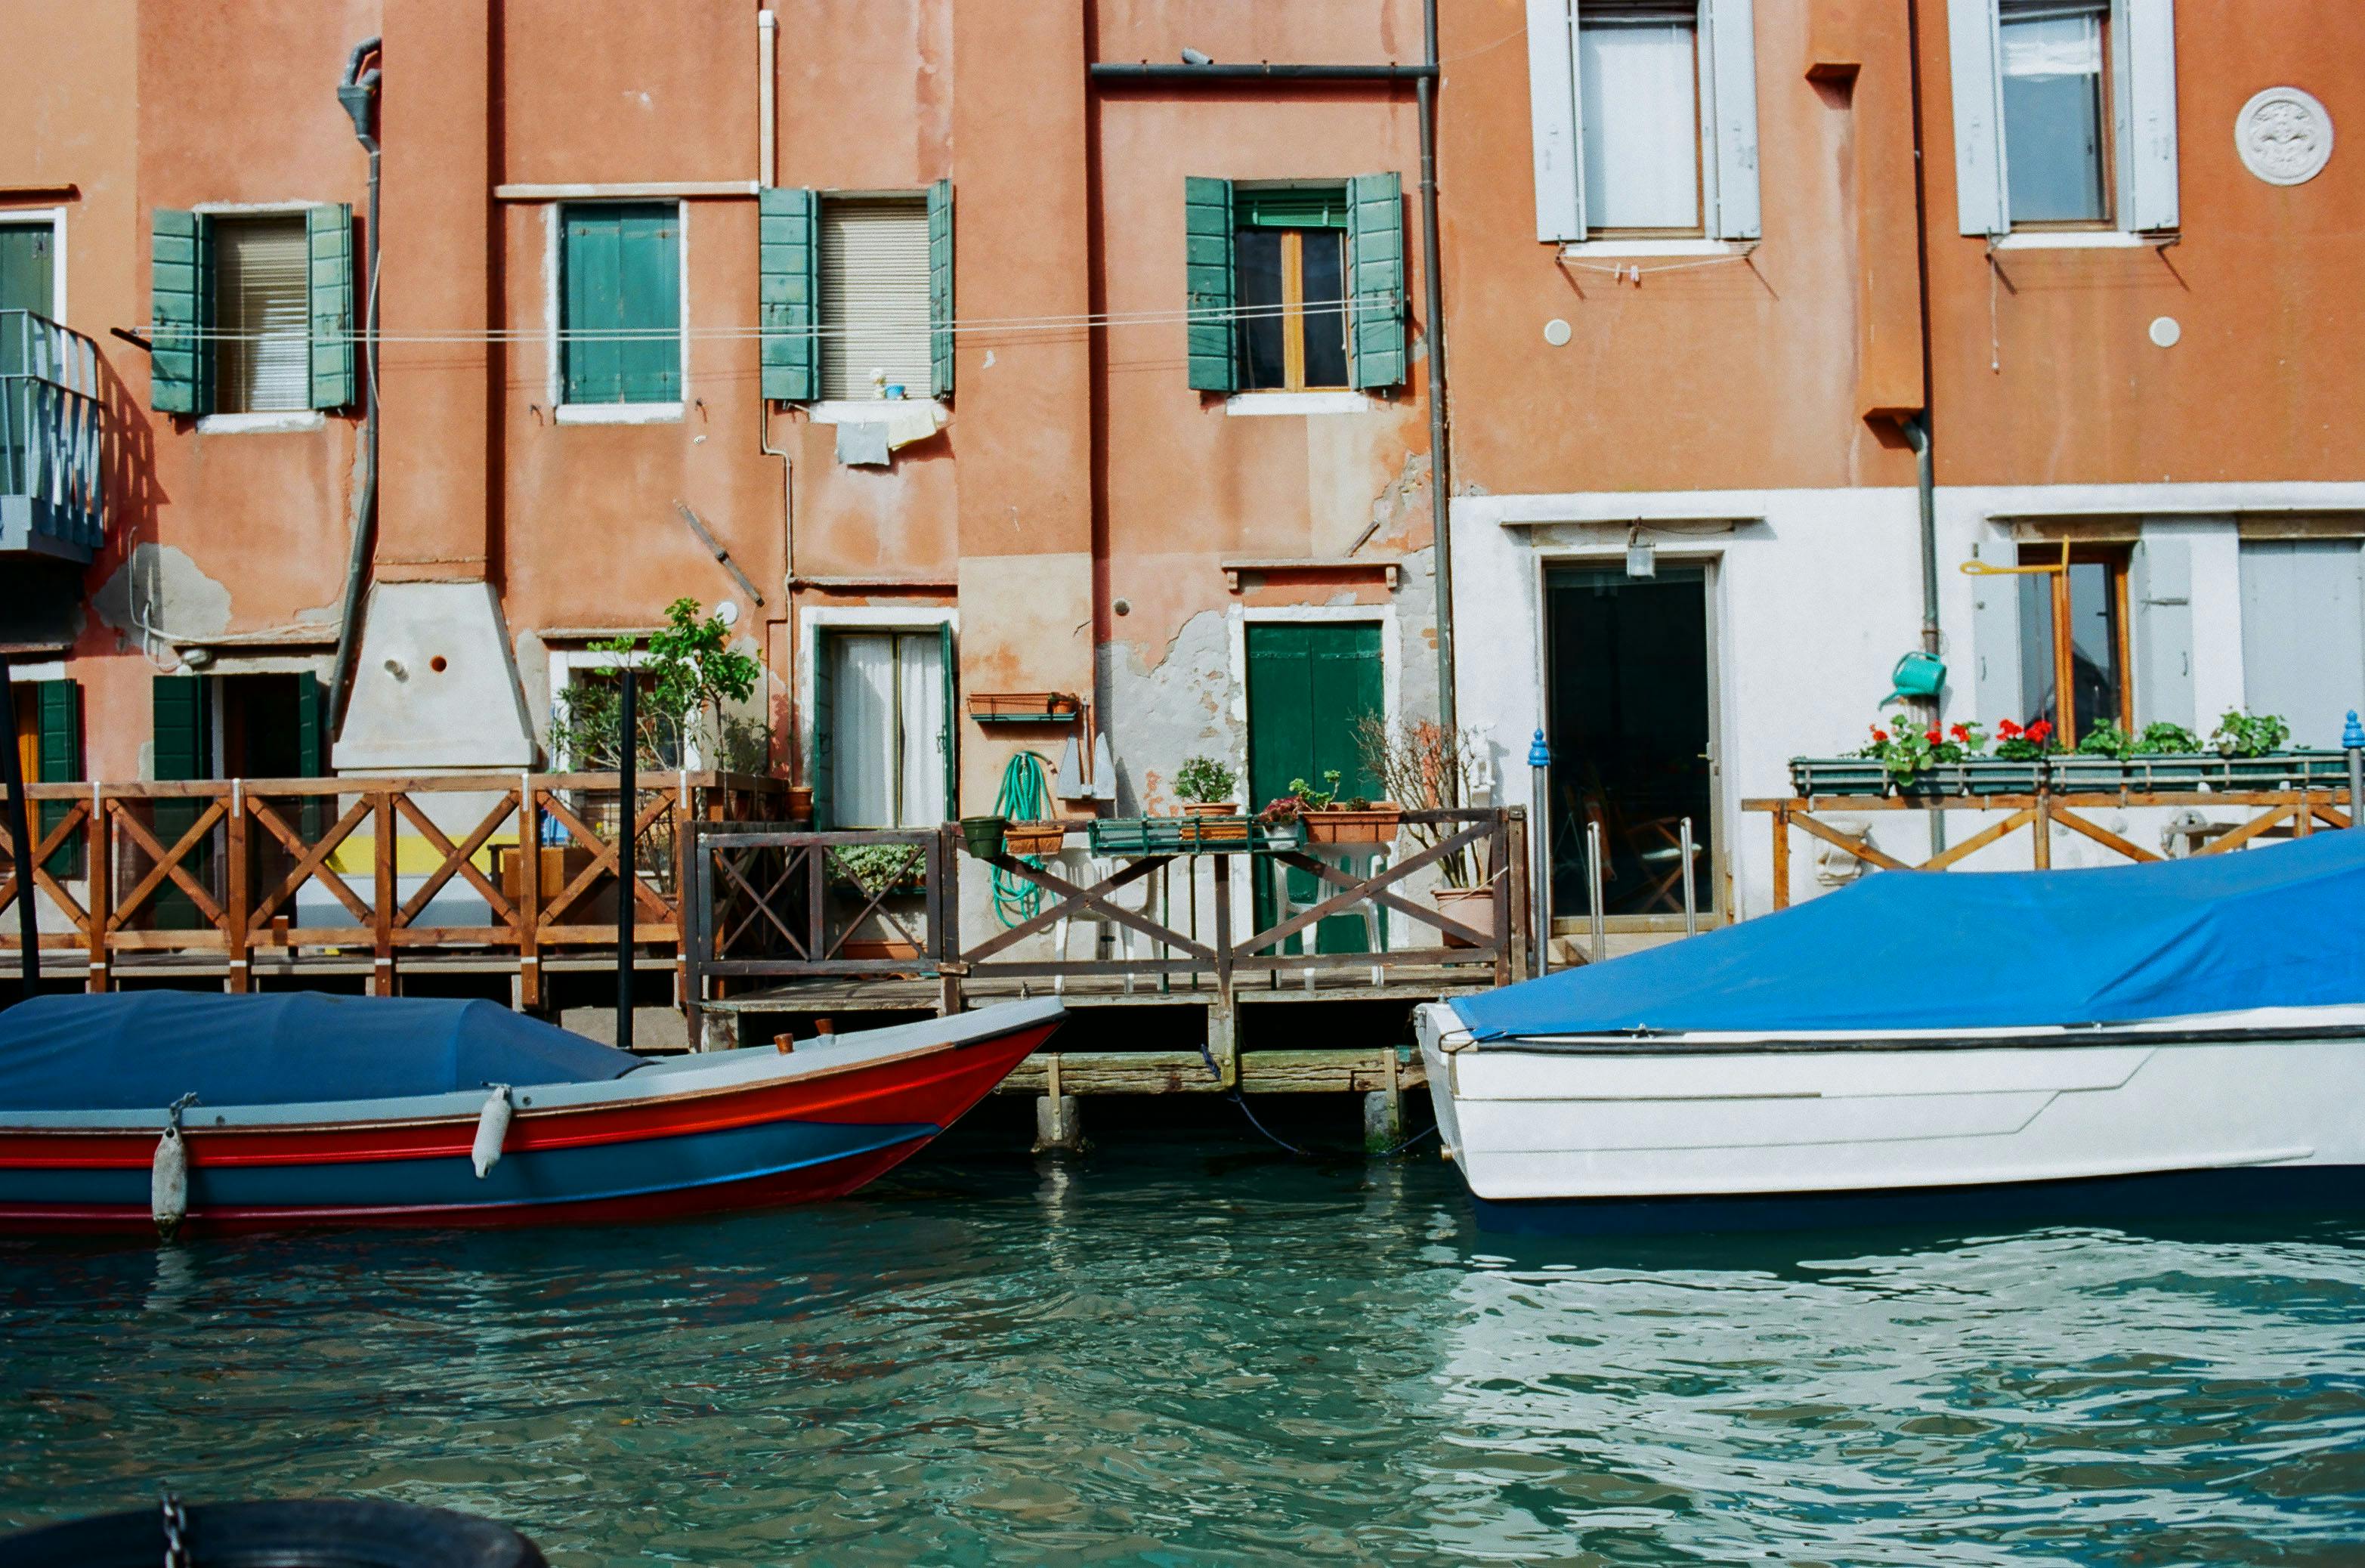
[1303,804,1402,845]
[2045,751,2348,793]
[1003,822,1072,858]
[1900,759,2045,798]
[1088,816,1297,855]
[2219,750,2350,790]
[1788,757,1890,796]
[967,692,1080,725]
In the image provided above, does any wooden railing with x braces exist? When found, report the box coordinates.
[0,772,785,1002]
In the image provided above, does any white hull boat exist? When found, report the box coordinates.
[1425,832,2365,1233]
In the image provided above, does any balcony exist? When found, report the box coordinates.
[0,309,104,565]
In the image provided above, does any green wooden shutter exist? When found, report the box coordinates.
[562,209,618,404]
[618,206,681,403]
[36,679,82,877]
[927,178,954,400]
[296,672,330,841]
[151,675,210,930]
[938,621,957,820]
[1183,177,1236,393]
[306,203,356,409]
[152,676,208,781]
[150,209,212,415]
[1346,172,1406,390]
[759,187,821,402]
[809,632,836,830]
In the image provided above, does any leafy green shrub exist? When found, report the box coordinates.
[827,843,925,895]
[2132,721,2202,753]
[2211,709,2291,758]
[1173,755,1236,805]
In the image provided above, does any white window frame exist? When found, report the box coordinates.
[546,646,704,770]
[0,207,66,320]
[189,200,329,435]
[1951,0,2180,241]
[544,200,689,425]
[797,605,958,825]
[1525,0,1761,246]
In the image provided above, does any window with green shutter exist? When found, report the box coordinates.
[561,203,682,406]
[1189,176,1406,394]
[927,178,954,401]
[150,204,357,416]
[34,679,82,877]
[759,187,821,403]
[150,674,212,930]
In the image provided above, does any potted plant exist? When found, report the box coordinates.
[1173,755,1238,817]
[1271,770,1401,845]
[1353,716,1495,945]
[960,815,1009,860]
[1860,714,2036,796]
[827,843,927,959]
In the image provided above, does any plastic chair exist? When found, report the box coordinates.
[1275,842,1390,989]
[1050,848,1158,994]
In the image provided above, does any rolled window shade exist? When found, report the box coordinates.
[820,198,932,401]
[215,216,311,414]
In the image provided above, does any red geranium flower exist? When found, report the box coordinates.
[1996,719,2023,739]
[2027,719,2054,742]
[1949,722,1971,741]
[1869,727,1889,744]
[1924,727,1943,744]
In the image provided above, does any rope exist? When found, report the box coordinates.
[991,750,1054,929]
[1191,1032,1434,1159]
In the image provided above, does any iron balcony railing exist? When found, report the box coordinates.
[0,308,104,563]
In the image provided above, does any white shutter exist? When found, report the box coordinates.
[1948,0,2009,236]
[2118,0,2179,230]
[215,215,311,413]
[2130,531,2194,731]
[1971,539,2023,728]
[820,198,932,401]
[1702,0,1761,240]
[1526,0,1584,242]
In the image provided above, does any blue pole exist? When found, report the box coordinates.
[1528,728,1552,977]
[2345,710,2363,831]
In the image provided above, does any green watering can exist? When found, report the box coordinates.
[1887,650,1946,704]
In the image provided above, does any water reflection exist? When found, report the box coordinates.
[4,1150,2362,1565]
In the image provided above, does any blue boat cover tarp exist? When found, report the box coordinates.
[0,992,643,1112]
[1457,830,2365,1041]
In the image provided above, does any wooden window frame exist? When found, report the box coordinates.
[1235,225,1350,394]
[1578,2,1709,242]
[1998,0,2118,233]
[2023,541,2134,744]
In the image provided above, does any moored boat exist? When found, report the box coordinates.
[1422,831,2365,1233]
[0,991,1062,1231]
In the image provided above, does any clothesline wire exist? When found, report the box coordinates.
[141,293,1396,346]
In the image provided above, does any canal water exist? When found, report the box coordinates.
[5,1133,2365,1565]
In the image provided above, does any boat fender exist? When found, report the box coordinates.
[472,1084,514,1179]
[152,1093,199,1240]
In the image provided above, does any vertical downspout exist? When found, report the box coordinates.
[756,8,792,780]
[1418,0,1456,738]
[1903,0,1944,851]
[758,10,778,187]
[329,39,383,726]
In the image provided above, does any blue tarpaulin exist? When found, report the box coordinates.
[0,992,643,1112]
[1457,830,2365,1041]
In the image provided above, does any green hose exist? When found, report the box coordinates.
[991,750,1055,928]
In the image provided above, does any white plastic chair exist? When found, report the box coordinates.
[1050,848,1159,994]
[1276,843,1390,989]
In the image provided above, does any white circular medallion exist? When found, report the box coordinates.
[2149,315,2181,348]
[715,599,740,627]
[2237,86,2333,187]
[1542,317,1572,348]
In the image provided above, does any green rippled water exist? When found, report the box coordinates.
[5,1140,2364,1564]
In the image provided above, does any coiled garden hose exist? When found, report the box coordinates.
[991,750,1055,928]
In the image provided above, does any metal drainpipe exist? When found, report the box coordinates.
[1418,0,1456,740]
[1902,413,1945,851]
[329,39,382,727]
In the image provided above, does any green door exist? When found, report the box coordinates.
[0,221,54,486]
[1246,622,1384,954]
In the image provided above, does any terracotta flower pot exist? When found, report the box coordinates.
[1430,886,1495,948]
[1004,822,1069,858]
[1182,801,1238,817]
[1303,805,1401,845]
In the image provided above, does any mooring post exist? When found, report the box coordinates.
[1527,728,1551,977]
[1,652,39,994]
[1363,1043,1404,1154]
[2345,711,2363,828]
[617,671,636,1053]
[1034,1051,1084,1153]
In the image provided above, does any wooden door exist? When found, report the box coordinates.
[1246,622,1383,954]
